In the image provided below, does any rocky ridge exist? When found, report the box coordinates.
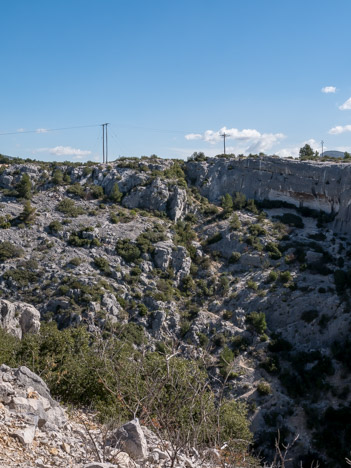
[0,155,351,466]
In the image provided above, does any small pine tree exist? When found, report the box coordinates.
[19,200,36,225]
[17,174,32,199]
[109,183,122,203]
[52,169,64,185]
[221,193,233,212]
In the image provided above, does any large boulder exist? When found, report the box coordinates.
[0,299,40,339]
[108,418,148,461]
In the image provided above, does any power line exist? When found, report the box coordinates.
[0,124,100,137]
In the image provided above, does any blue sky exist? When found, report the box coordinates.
[1,0,351,162]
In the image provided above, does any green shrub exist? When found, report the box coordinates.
[57,198,85,217]
[221,193,233,212]
[230,213,241,230]
[0,215,11,229]
[3,265,39,287]
[89,185,104,199]
[197,332,209,348]
[18,201,36,225]
[257,381,272,395]
[233,192,246,210]
[116,239,141,263]
[94,257,111,275]
[265,242,282,259]
[266,270,278,282]
[68,257,82,267]
[67,183,86,198]
[229,251,241,263]
[16,173,32,199]
[0,241,24,262]
[246,312,267,334]
[219,346,235,376]
[48,220,63,233]
[110,212,119,224]
[109,183,123,203]
[248,223,266,236]
[138,303,148,316]
[246,279,258,290]
[279,271,292,283]
[52,169,64,185]
[179,320,191,337]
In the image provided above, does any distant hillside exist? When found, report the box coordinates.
[321,150,346,158]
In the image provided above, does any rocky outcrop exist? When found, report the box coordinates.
[153,242,191,284]
[186,156,351,234]
[0,366,218,468]
[122,178,186,221]
[0,299,40,339]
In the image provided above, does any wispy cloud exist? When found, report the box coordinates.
[329,124,351,135]
[36,128,48,133]
[36,146,92,158]
[185,127,285,153]
[339,98,351,110]
[17,128,25,133]
[321,86,336,94]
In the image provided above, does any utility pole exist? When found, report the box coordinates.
[105,123,109,163]
[101,123,109,163]
[102,124,105,163]
[220,132,227,155]
[321,140,324,157]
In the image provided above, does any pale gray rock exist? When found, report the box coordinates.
[0,299,40,339]
[172,246,191,283]
[122,177,186,220]
[168,186,187,221]
[13,424,37,445]
[153,241,173,270]
[109,418,148,461]
[14,367,55,406]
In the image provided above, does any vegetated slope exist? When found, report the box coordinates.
[0,155,351,467]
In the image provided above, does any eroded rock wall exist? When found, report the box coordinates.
[186,156,351,234]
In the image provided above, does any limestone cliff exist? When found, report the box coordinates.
[186,156,351,234]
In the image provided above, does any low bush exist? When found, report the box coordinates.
[229,251,241,263]
[116,240,141,263]
[56,198,85,217]
[0,241,24,262]
[246,312,267,334]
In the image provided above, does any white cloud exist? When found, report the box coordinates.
[185,133,203,141]
[36,146,92,157]
[36,128,48,133]
[17,128,25,133]
[321,86,336,94]
[185,127,285,153]
[339,98,351,110]
[329,124,351,135]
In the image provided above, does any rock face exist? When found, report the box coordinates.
[122,178,186,221]
[0,299,40,339]
[186,156,351,234]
